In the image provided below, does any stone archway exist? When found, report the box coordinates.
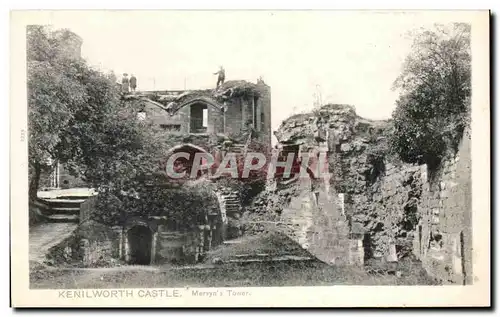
[169,96,225,115]
[127,225,153,265]
[164,143,213,180]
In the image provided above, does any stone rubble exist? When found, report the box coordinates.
[245,103,472,283]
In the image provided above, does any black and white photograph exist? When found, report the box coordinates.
[10,9,490,307]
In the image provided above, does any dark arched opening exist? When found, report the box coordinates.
[128,225,153,265]
[164,143,211,180]
[190,102,208,133]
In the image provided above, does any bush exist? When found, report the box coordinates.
[389,23,471,169]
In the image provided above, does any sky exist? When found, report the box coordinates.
[41,11,449,142]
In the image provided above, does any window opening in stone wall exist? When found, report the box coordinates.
[203,108,208,127]
[418,225,423,256]
[253,96,259,127]
[362,233,373,260]
[190,103,208,133]
[159,124,181,132]
[260,111,265,132]
[314,191,320,205]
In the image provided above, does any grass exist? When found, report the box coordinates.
[203,232,313,263]
[30,231,440,289]
[30,259,440,289]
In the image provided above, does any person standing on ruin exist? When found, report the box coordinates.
[130,74,137,92]
[213,66,225,88]
[121,73,130,93]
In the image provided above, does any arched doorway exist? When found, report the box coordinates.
[127,225,153,265]
[164,143,212,180]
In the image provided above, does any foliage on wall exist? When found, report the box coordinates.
[389,23,471,169]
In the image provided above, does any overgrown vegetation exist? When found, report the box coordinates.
[28,26,164,216]
[389,23,471,169]
[213,80,262,102]
[93,182,220,227]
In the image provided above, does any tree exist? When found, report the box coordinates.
[27,25,88,198]
[390,23,471,168]
[27,26,163,205]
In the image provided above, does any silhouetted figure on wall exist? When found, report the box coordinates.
[130,74,137,92]
[121,73,130,93]
[214,66,225,88]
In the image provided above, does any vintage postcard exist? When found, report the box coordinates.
[10,10,490,307]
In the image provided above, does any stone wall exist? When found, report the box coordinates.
[244,105,365,265]
[260,104,471,282]
[71,181,230,266]
[362,163,424,261]
[135,80,272,146]
[416,131,472,284]
[224,97,243,135]
[242,176,360,266]
[256,81,272,145]
[343,128,471,284]
[79,222,120,266]
[46,220,120,267]
[282,181,354,265]
[262,104,386,266]
[141,100,190,132]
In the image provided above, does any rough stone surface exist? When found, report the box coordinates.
[44,220,120,267]
[248,104,472,283]
[29,223,78,263]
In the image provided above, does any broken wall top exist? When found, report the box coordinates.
[275,104,390,146]
[124,80,264,116]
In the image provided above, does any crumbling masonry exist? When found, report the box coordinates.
[243,104,472,284]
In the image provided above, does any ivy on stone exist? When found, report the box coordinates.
[389,23,471,169]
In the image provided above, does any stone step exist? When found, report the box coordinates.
[159,232,184,238]
[223,239,243,245]
[43,207,81,215]
[45,214,80,223]
[43,199,86,204]
[231,252,302,258]
[224,255,313,264]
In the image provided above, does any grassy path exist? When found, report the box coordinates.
[30,260,440,289]
[29,223,77,263]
